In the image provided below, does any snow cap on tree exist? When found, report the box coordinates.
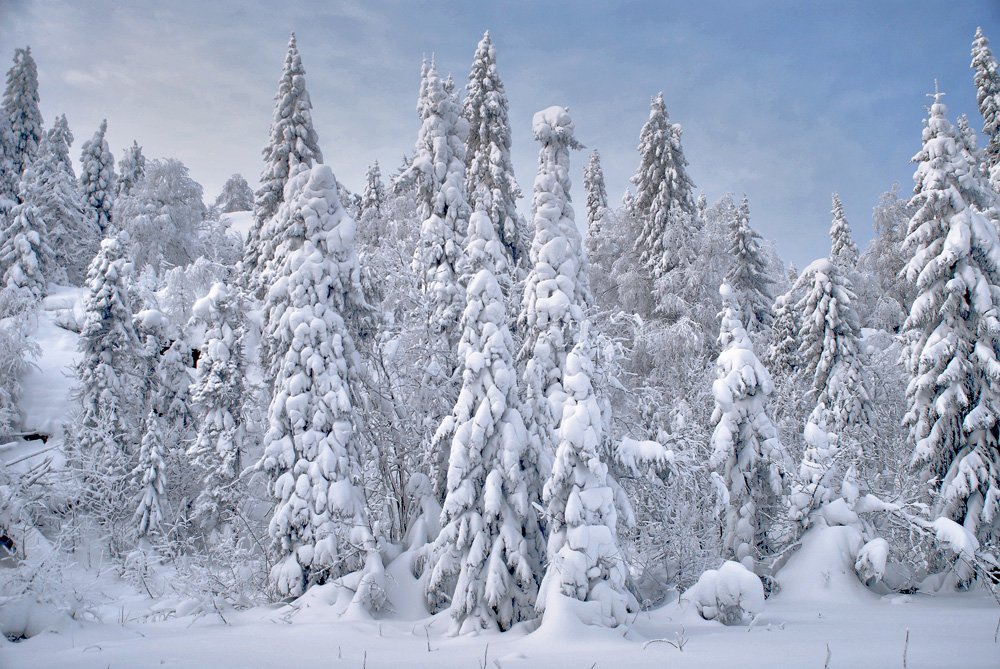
[2,46,42,177]
[79,119,116,235]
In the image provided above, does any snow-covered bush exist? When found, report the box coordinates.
[683,560,764,625]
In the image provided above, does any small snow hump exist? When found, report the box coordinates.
[532,106,575,143]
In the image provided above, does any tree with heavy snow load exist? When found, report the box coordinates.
[423,203,544,633]
[116,140,145,199]
[246,33,323,295]
[788,256,872,525]
[537,331,632,628]
[133,408,167,538]
[828,193,859,271]
[2,46,42,179]
[187,283,252,534]
[79,120,116,236]
[517,106,589,465]
[0,185,51,302]
[709,283,786,564]
[215,173,253,214]
[397,58,472,501]
[28,115,97,284]
[903,89,1000,554]
[583,148,608,239]
[256,163,384,609]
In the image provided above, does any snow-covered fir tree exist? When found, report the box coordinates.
[764,292,799,376]
[857,185,914,331]
[709,283,785,563]
[630,92,696,284]
[726,195,774,333]
[79,119,116,236]
[463,31,526,279]
[537,332,631,627]
[903,89,1000,550]
[247,33,323,293]
[214,173,253,214]
[788,257,872,524]
[28,114,96,284]
[0,190,51,301]
[257,163,384,607]
[397,59,472,499]
[972,27,1000,174]
[0,111,18,216]
[518,106,587,462]
[359,161,386,223]
[829,193,859,270]
[115,141,145,199]
[133,408,167,538]
[424,206,543,632]
[2,46,42,178]
[74,234,141,509]
[188,282,250,533]
[582,148,608,237]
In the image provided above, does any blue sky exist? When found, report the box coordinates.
[2,0,999,267]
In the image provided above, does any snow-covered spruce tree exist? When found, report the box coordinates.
[115,141,145,199]
[188,282,250,533]
[903,90,1000,551]
[398,59,472,500]
[246,33,323,294]
[424,206,543,632]
[857,185,915,331]
[537,332,631,627]
[726,195,774,334]
[788,258,872,524]
[463,31,527,280]
[359,161,386,223]
[0,191,52,302]
[79,119,116,236]
[709,283,785,564]
[764,292,799,376]
[518,106,587,463]
[630,92,696,285]
[829,193,859,270]
[28,115,97,284]
[133,408,167,538]
[113,158,207,273]
[583,148,608,238]
[257,163,384,608]
[972,27,1000,174]
[0,113,18,215]
[214,173,253,214]
[73,234,141,523]
[2,46,42,178]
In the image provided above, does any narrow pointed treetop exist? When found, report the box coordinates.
[463,31,526,278]
[630,92,697,281]
[116,141,146,199]
[253,32,323,229]
[828,193,858,269]
[359,160,386,221]
[726,195,774,332]
[46,114,74,176]
[3,46,42,176]
[972,27,1000,170]
[79,119,116,235]
[582,148,608,236]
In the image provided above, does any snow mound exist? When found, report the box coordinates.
[682,561,764,625]
[774,525,875,604]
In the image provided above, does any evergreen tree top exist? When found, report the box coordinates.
[829,193,858,269]
[3,46,43,175]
